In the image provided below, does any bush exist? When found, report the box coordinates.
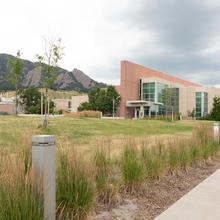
[0,111,9,115]
[58,109,63,114]
[27,105,40,114]
[65,110,101,118]
[200,113,213,121]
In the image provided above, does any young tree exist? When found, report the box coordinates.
[7,50,24,115]
[36,38,64,126]
[162,85,176,120]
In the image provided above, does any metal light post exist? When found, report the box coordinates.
[32,135,56,220]
[214,123,219,143]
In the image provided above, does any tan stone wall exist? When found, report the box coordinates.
[203,87,220,112]
[0,103,15,115]
[54,99,72,112]
[179,87,196,116]
[179,86,220,117]
[71,95,88,112]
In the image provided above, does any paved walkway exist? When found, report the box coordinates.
[155,168,220,220]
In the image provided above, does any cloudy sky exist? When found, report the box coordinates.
[1,0,220,86]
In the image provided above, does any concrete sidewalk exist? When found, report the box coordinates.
[155,168,220,220]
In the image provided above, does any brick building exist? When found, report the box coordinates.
[116,61,220,119]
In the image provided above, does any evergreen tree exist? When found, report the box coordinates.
[211,96,220,121]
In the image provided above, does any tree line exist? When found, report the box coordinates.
[4,38,121,123]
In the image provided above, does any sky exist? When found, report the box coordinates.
[1,0,220,86]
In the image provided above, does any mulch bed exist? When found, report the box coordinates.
[91,154,220,220]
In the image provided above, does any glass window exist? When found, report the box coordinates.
[141,81,179,117]
[195,92,208,119]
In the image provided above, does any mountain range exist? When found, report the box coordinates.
[0,54,106,91]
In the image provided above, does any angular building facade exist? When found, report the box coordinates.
[116,61,220,119]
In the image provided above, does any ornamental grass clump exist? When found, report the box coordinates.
[193,124,219,161]
[93,147,110,191]
[189,143,201,164]
[122,145,143,191]
[142,144,166,179]
[0,153,43,220]
[56,150,95,220]
[93,146,118,204]
[168,146,180,173]
[179,143,191,171]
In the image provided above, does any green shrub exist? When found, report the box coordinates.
[56,152,95,219]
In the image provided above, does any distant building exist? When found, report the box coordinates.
[53,99,72,112]
[115,60,220,119]
[0,96,15,115]
[71,96,88,112]
[53,95,88,113]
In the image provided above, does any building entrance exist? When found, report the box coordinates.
[135,107,140,118]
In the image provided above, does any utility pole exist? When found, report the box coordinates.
[62,91,64,114]
[44,90,47,120]
[113,99,115,118]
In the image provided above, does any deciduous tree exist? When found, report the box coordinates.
[78,85,120,115]
[36,38,64,126]
[7,50,24,115]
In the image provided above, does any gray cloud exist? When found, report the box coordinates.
[100,0,220,85]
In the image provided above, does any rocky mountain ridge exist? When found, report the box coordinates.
[0,53,106,91]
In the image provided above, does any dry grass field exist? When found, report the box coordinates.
[0,115,219,219]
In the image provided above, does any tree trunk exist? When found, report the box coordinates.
[44,88,48,127]
[15,79,18,115]
[41,92,43,115]
[172,106,174,122]
[47,96,50,116]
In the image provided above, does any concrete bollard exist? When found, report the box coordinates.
[32,135,56,220]
[213,123,219,143]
